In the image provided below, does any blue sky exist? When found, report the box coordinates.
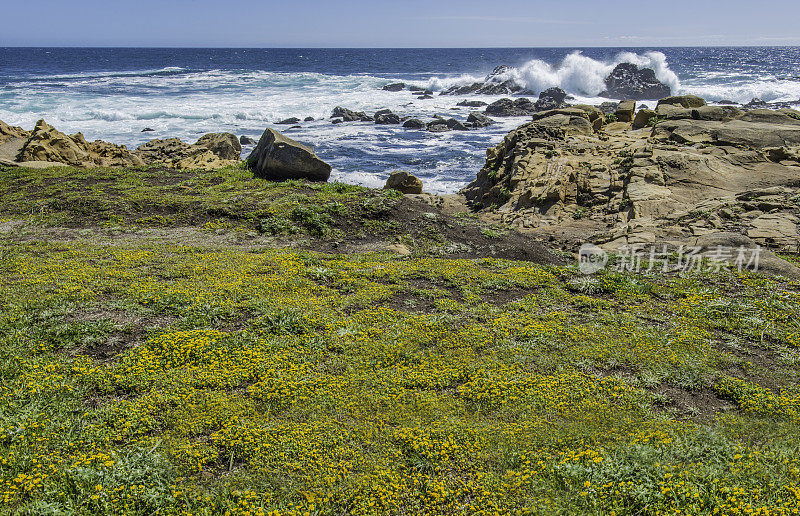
[2,0,799,47]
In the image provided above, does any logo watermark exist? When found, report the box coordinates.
[578,244,762,275]
[578,244,608,275]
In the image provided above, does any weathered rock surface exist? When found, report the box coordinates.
[632,108,657,129]
[601,63,671,100]
[246,128,331,182]
[657,95,707,109]
[0,118,243,170]
[615,101,637,123]
[461,95,800,268]
[384,171,423,194]
[195,133,242,160]
[16,120,144,168]
[653,110,800,148]
[134,133,241,170]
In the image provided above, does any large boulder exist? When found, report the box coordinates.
[485,98,537,117]
[246,128,331,182]
[600,63,671,100]
[384,171,423,194]
[195,133,242,160]
[615,100,637,123]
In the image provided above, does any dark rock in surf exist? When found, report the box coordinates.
[403,118,426,129]
[533,87,569,112]
[467,112,493,128]
[331,107,372,122]
[600,63,671,100]
[485,98,537,117]
[374,110,401,124]
[382,83,406,92]
[458,100,488,108]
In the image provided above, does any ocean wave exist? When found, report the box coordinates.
[37,66,190,81]
[682,80,800,104]
[416,51,682,97]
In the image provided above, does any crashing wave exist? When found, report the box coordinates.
[419,51,682,99]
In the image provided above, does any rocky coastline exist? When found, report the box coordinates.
[2,71,799,276]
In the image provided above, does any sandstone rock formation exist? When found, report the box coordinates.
[195,133,242,160]
[134,133,241,170]
[246,128,331,182]
[384,171,424,194]
[460,98,800,261]
[0,118,242,170]
[14,120,144,168]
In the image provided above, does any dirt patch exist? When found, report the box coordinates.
[68,308,175,361]
[479,287,532,306]
[656,386,735,423]
[311,196,569,265]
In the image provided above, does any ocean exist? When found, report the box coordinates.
[1,47,799,193]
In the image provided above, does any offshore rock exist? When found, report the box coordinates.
[441,65,528,96]
[600,63,671,100]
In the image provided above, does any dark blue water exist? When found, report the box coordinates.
[1,47,799,192]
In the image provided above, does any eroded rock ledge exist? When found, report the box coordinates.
[0,119,242,170]
[461,97,800,260]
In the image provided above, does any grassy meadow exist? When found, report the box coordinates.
[1,165,800,515]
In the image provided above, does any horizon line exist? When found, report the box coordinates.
[2,44,799,49]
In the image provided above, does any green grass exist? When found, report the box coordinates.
[1,164,800,515]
